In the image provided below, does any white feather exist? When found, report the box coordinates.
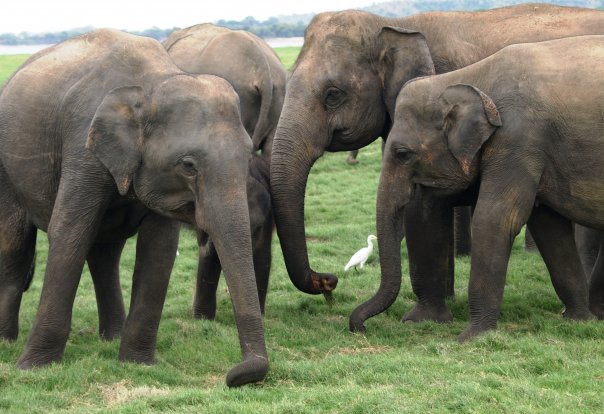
[344,235,377,271]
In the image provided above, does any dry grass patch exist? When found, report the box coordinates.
[97,379,173,407]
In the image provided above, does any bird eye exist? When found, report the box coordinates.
[324,87,345,109]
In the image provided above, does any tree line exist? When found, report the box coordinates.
[1,0,602,45]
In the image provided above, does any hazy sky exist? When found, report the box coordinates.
[1,0,375,34]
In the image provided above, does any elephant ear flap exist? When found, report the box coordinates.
[86,86,146,196]
[439,84,501,175]
[378,26,435,116]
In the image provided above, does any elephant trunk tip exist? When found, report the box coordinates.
[349,309,368,333]
[225,354,269,387]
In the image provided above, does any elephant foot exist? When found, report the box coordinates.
[226,354,269,387]
[345,155,359,165]
[99,321,124,341]
[118,338,156,365]
[193,305,217,321]
[562,307,595,321]
[457,323,495,343]
[589,302,604,320]
[17,348,63,370]
[402,303,453,323]
[0,324,19,342]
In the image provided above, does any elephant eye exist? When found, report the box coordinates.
[394,147,416,165]
[324,87,345,109]
[178,157,198,177]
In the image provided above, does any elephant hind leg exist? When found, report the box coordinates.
[87,240,127,340]
[588,232,604,319]
[0,188,37,341]
[527,206,593,321]
[193,240,222,320]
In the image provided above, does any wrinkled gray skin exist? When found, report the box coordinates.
[357,36,603,341]
[163,23,286,159]
[0,30,267,387]
[194,154,273,319]
[270,4,604,315]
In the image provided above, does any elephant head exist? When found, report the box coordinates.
[86,74,268,386]
[270,11,435,295]
[350,81,501,331]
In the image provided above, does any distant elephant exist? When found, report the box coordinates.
[0,29,267,387]
[194,154,273,319]
[163,23,287,159]
[352,35,603,340]
[269,4,604,316]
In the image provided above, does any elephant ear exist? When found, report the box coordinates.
[439,84,502,175]
[86,86,146,196]
[378,26,435,117]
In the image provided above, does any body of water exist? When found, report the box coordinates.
[0,37,303,55]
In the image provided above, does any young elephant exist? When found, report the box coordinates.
[194,154,273,319]
[163,23,286,159]
[352,35,604,340]
[0,29,267,387]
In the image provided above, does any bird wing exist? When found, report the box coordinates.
[344,247,369,271]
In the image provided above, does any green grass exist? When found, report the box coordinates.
[1,47,604,413]
[0,54,29,85]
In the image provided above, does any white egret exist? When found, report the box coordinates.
[344,235,377,271]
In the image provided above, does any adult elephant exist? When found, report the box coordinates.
[270,4,604,311]
[163,23,286,158]
[356,35,603,338]
[0,29,267,387]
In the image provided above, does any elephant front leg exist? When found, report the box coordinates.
[193,241,222,320]
[458,186,534,342]
[527,206,593,320]
[402,194,454,323]
[87,240,127,340]
[18,185,110,368]
[119,213,179,364]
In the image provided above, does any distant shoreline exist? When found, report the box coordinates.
[0,37,304,55]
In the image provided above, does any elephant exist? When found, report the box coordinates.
[351,35,603,340]
[0,29,267,387]
[194,153,273,320]
[269,4,604,315]
[163,23,287,159]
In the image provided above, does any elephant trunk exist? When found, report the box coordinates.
[198,180,268,387]
[270,105,338,295]
[349,160,412,332]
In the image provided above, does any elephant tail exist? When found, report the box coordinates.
[22,252,36,292]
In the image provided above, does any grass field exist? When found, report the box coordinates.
[1,47,604,413]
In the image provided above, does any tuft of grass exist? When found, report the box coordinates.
[1,46,604,413]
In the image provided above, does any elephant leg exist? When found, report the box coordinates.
[193,241,222,320]
[588,232,604,319]
[86,240,127,340]
[453,206,472,257]
[18,178,110,369]
[527,206,593,320]
[402,193,454,323]
[346,150,359,165]
[458,179,535,342]
[119,213,179,364]
[253,224,273,315]
[524,228,539,252]
[575,224,600,282]
[0,185,37,341]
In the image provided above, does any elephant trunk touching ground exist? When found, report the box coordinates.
[270,91,338,295]
[350,154,411,332]
[198,182,268,386]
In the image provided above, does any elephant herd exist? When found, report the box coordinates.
[0,3,603,387]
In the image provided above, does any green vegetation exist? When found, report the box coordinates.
[0,55,28,85]
[1,48,604,413]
